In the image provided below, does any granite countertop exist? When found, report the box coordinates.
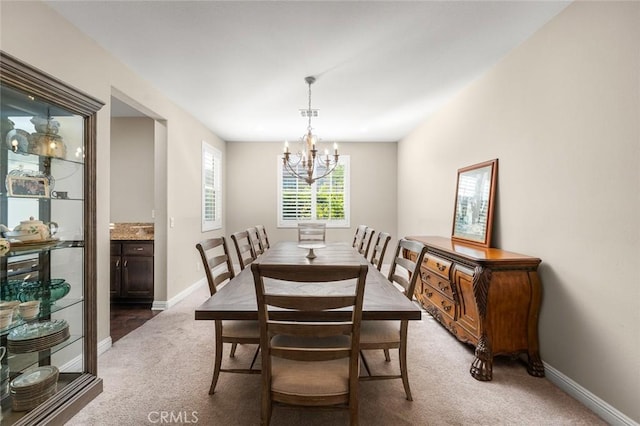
[110,222,154,241]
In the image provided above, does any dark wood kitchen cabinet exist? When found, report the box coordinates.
[110,241,154,302]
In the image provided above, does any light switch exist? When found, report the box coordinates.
[170,217,175,228]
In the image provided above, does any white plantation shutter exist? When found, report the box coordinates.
[202,142,222,231]
[281,163,312,220]
[277,155,350,227]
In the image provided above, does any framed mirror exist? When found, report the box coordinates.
[451,159,498,247]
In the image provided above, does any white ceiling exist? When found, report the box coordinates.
[47,1,570,143]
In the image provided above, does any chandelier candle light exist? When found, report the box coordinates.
[283,76,339,185]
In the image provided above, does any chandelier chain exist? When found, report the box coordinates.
[307,79,313,133]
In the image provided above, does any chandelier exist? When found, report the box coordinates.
[282,76,339,185]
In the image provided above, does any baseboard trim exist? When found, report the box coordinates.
[60,337,112,369]
[544,361,637,425]
[98,336,112,356]
[151,278,207,311]
[59,354,82,372]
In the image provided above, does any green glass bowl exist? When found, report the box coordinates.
[1,280,23,301]
[18,279,70,304]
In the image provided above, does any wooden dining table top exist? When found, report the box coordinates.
[194,241,422,321]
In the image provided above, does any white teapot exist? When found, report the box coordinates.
[12,217,58,241]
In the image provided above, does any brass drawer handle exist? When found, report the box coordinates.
[441,301,452,312]
[436,262,446,272]
[438,283,449,292]
[426,291,433,298]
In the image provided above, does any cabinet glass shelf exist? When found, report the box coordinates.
[3,241,84,258]
[0,298,83,337]
[6,335,83,377]
[6,150,86,167]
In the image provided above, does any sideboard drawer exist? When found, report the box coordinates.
[420,267,455,299]
[424,254,452,279]
[423,285,455,321]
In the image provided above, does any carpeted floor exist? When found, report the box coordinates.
[67,285,605,425]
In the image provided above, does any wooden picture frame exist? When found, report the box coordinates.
[451,159,498,247]
[7,175,50,198]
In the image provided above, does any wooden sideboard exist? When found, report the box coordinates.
[406,236,544,381]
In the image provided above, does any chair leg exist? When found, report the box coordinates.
[261,390,272,426]
[359,350,372,376]
[210,323,224,395]
[350,387,359,426]
[230,342,238,358]
[209,336,222,395]
[383,349,391,362]
[249,346,260,370]
[399,340,412,401]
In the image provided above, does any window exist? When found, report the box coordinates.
[278,155,350,228]
[202,141,222,231]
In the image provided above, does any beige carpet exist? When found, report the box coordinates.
[67,285,604,425]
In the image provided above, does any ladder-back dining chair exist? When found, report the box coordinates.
[370,232,391,271]
[359,227,376,258]
[297,222,326,243]
[251,263,368,426]
[231,230,257,270]
[352,225,368,252]
[195,237,260,394]
[255,224,270,250]
[247,226,265,256]
[359,238,427,401]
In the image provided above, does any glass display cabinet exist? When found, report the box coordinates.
[0,52,103,424]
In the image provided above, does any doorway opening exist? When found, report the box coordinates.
[109,93,167,342]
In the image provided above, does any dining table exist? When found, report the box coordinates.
[195,241,422,322]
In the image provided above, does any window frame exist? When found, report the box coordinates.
[277,154,350,228]
[201,141,222,231]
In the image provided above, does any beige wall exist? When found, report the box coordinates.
[398,2,639,422]
[1,1,227,343]
[110,117,154,222]
[226,142,398,264]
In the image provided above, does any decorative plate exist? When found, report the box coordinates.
[8,319,68,341]
[10,366,58,389]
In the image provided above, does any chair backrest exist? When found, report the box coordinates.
[359,227,376,258]
[370,232,391,271]
[230,230,257,270]
[251,262,368,409]
[387,238,428,300]
[255,224,270,250]
[247,226,264,256]
[352,225,368,250]
[195,237,235,296]
[297,222,326,243]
